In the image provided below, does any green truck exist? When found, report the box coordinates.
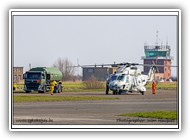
[23,67,63,93]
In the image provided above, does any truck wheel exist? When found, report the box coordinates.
[43,86,46,93]
[58,84,61,93]
[38,86,46,93]
[61,86,63,92]
[61,85,64,92]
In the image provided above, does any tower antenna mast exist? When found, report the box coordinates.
[156,30,159,46]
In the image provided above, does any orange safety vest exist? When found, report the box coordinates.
[152,82,156,93]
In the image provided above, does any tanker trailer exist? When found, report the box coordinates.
[23,67,63,93]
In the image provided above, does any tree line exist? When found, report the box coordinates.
[52,58,81,81]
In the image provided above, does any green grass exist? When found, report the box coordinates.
[146,82,177,90]
[13,82,177,93]
[119,111,177,120]
[14,82,106,93]
[63,82,106,89]
[63,82,86,89]
[14,95,119,103]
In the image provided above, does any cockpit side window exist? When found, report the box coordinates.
[118,75,126,82]
[125,76,129,83]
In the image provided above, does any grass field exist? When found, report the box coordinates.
[146,82,177,90]
[119,111,177,120]
[13,81,177,93]
[14,95,119,103]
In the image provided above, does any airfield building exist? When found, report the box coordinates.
[82,66,117,81]
[13,67,24,83]
[141,33,173,81]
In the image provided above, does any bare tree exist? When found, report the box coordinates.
[53,58,75,81]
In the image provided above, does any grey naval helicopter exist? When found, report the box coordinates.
[105,62,157,95]
[70,62,177,95]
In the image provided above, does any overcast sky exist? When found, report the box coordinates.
[13,15,177,76]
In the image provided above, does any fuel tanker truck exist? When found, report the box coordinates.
[23,67,63,93]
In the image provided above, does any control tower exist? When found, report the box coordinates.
[141,31,173,81]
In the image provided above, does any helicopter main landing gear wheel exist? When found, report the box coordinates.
[116,89,122,95]
[118,90,122,95]
[140,91,144,95]
[113,90,116,95]
[113,90,121,95]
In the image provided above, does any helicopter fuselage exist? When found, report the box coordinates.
[107,65,156,95]
[109,74,147,93]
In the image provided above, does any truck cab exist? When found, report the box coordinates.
[23,67,63,93]
[24,71,46,93]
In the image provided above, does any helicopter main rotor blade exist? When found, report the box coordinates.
[137,63,178,67]
[67,62,178,68]
[67,63,116,68]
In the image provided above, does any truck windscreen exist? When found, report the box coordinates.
[26,73,41,79]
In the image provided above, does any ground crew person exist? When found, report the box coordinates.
[53,81,58,93]
[13,83,17,91]
[152,81,156,94]
[50,81,57,95]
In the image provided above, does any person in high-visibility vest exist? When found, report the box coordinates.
[152,81,156,94]
[13,83,17,91]
[50,81,57,95]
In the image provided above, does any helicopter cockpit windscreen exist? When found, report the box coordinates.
[110,75,117,81]
[117,75,129,82]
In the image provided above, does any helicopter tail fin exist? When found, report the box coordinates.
[147,65,157,81]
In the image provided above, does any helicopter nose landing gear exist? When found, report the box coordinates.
[112,89,122,95]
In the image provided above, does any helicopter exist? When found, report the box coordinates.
[105,62,157,95]
[106,61,178,95]
[68,62,177,95]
